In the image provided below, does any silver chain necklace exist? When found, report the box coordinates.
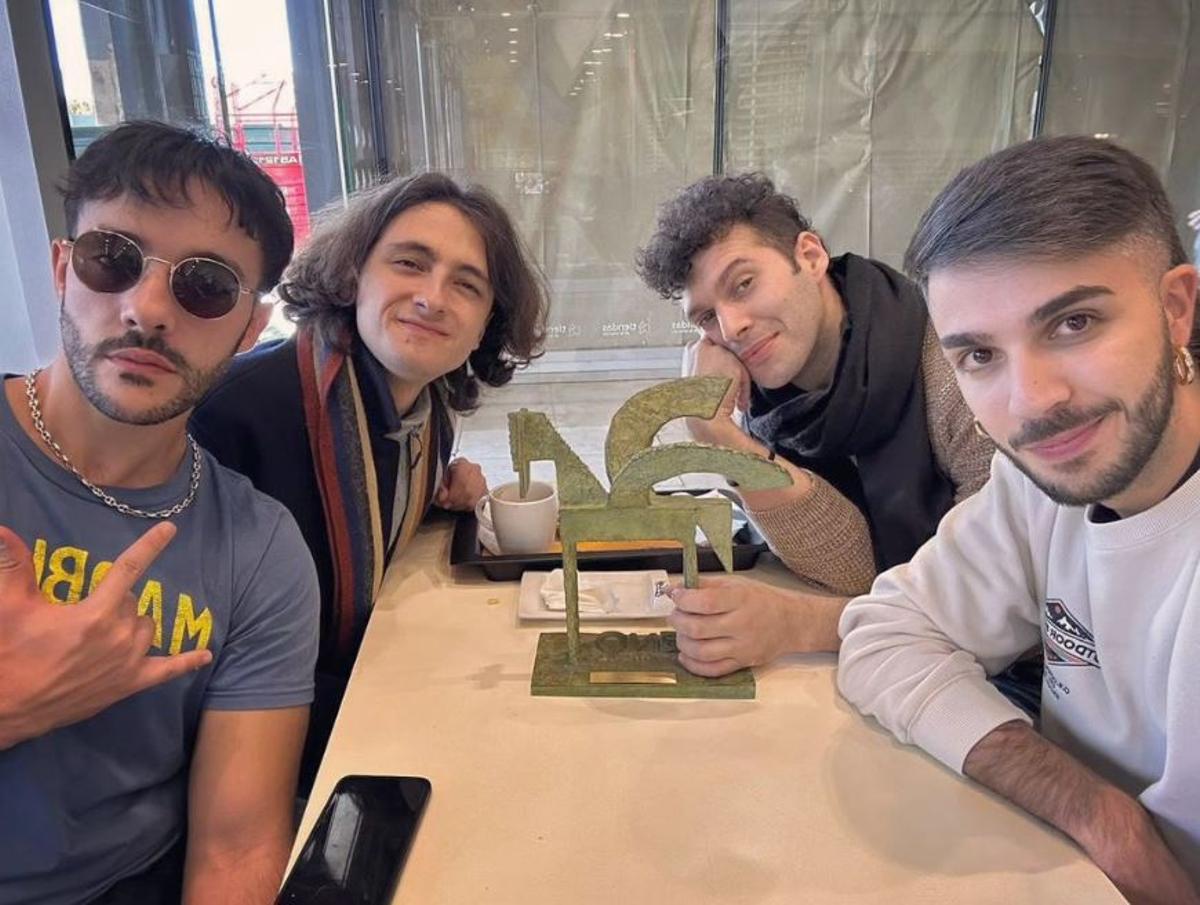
[24,369,201,519]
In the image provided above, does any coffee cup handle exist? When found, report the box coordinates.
[474,496,500,554]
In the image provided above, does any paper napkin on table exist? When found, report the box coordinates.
[540,569,614,614]
[668,490,749,543]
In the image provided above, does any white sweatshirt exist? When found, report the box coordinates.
[838,453,1200,878]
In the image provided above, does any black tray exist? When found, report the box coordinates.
[449,504,769,582]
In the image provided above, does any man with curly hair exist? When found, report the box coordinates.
[636,174,996,677]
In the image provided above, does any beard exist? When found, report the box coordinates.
[60,307,235,426]
[1000,336,1176,507]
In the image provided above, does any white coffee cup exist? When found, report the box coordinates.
[475,480,558,554]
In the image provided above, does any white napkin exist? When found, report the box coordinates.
[666,491,749,543]
[539,569,614,614]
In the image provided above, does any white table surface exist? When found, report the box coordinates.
[293,517,1124,904]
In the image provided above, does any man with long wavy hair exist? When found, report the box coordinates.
[192,172,550,791]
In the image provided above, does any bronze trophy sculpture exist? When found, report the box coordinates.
[509,376,790,698]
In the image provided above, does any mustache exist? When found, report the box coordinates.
[1008,401,1120,451]
[93,331,190,373]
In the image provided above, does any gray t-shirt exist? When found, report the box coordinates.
[0,385,319,905]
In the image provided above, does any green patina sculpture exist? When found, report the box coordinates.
[510,376,791,699]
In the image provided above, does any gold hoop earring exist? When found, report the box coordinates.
[973,420,989,439]
[1174,346,1197,386]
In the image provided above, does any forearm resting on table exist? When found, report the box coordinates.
[963,721,1199,904]
[963,721,1119,844]
[722,442,864,616]
[739,457,878,598]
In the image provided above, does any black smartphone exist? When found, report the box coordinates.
[275,775,431,905]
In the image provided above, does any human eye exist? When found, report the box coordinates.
[457,278,484,298]
[957,347,996,373]
[1050,311,1096,338]
[732,275,754,297]
[392,256,423,272]
[694,310,716,329]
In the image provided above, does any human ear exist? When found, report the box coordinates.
[51,239,71,298]
[1159,263,1198,348]
[793,231,830,279]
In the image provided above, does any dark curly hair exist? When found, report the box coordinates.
[62,120,293,291]
[636,173,814,300]
[280,172,549,412]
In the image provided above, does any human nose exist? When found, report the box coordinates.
[715,303,752,345]
[1007,348,1072,421]
[118,257,177,334]
[412,276,449,318]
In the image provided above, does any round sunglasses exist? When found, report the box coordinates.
[64,228,255,319]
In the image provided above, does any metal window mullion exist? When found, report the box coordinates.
[712,0,729,175]
[205,0,232,136]
[360,0,390,175]
[1032,0,1058,138]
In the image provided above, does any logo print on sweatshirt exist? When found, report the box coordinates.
[1043,598,1100,668]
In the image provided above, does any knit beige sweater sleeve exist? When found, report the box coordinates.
[918,326,996,503]
[742,326,995,596]
[744,474,877,595]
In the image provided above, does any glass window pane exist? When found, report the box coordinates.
[326,0,384,193]
[208,0,312,243]
[48,0,314,247]
[49,0,213,153]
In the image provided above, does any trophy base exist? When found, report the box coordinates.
[530,630,755,699]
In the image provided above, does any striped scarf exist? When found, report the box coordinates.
[296,326,440,662]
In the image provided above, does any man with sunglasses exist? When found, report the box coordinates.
[0,121,318,904]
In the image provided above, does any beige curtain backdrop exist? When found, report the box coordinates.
[375,1,716,351]
[370,0,1042,351]
[16,1,1200,368]
[725,0,1041,266]
[336,0,1200,352]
